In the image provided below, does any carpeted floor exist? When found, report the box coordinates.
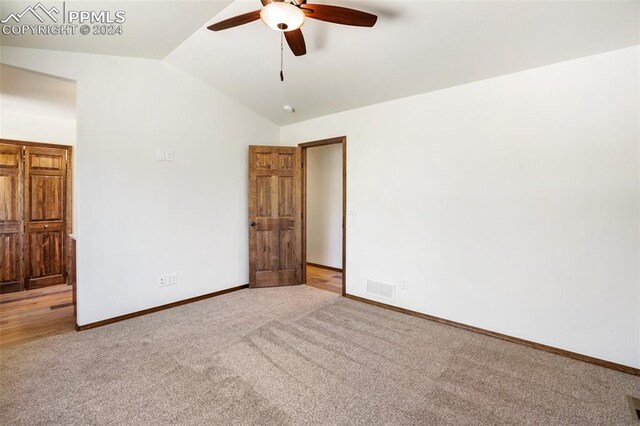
[1,285,638,425]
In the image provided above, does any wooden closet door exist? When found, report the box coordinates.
[0,143,24,293]
[24,146,67,289]
[248,146,303,288]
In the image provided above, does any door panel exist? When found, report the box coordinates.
[0,176,19,222]
[0,143,23,293]
[279,230,294,270]
[30,175,64,221]
[278,177,294,216]
[24,146,67,290]
[249,146,302,288]
[30,153,63,170]
[256,177,272,217]
[29,229,64,277]
[0,235,21,288]
[255,231,271,271]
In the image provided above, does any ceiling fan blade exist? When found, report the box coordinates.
[207,10,261,31]
[301,4,377,27]
[285,29,307,56]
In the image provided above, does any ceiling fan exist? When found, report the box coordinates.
[207,0,378,57]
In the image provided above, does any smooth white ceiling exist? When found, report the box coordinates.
[0,64,76,120]
[0,0,233,59]
[167,0,640,125]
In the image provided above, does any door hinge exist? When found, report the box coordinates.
[21,146,26,162]
[65,150,68,162]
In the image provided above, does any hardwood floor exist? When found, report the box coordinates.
[306,264,342,294]
[0,285,75,348]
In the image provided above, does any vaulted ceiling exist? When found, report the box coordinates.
[1,1,639,125]
[168,0,640,125]
[0,1,233,58]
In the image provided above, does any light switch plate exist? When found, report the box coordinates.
[165,150,174,162]
[156,149,165,161]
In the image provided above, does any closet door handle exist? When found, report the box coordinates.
[44,225,49,229]
[250,222,256,227]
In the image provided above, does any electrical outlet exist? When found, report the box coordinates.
[167,273,178,286]
[400,278,409,290]
[158,275,167,287]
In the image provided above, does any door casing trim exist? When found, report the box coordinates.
[298,136,347,296]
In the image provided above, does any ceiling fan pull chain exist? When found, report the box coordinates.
[280,32,285,82]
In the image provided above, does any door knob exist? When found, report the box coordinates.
[44,225,49,229]
[250,222,256,227]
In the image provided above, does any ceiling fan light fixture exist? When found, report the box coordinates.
[260,2,305,32]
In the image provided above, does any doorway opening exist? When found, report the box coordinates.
[299,137,346,296]
[0,65,77,347]
[0,140,75,347]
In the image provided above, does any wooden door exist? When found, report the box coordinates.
[249,146,303,288]
[24,146,67,290]
[0,143,24,293]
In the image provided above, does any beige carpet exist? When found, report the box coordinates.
[1,286,638,425]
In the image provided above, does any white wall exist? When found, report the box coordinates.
[307,144,342,269]
[2,44,637,369]
[281,47,640,369]
[0,46,279,326]
[0,64,77,145]
[0,109,76,146]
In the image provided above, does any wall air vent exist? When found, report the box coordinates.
[366,279,395,301]
[366,280,380,295]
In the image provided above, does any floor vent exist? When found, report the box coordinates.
[366,279,395,301]
[628,396,640,421]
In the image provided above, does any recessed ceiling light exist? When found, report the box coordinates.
[283,104,295,113]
